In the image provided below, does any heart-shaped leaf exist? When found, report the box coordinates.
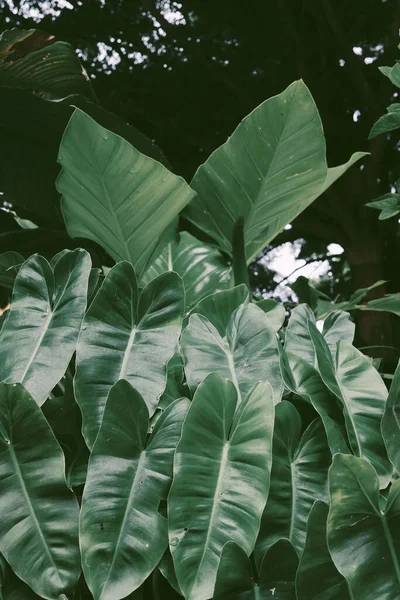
[168,374,274,600]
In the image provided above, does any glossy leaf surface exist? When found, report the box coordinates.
[0,383,80,599]
[81,380,189,600]
[255,402,330,563]
[181,304,283,403]
[0,249,90,405]
[382,360,400,473]
[141,232,233,311]
[186,284,249,335]
[75,262,184,448]
[168,374,274,600]
[296,501,351,600]
[184,80,365,261]
[328,454,400,600]
[57,109,195,277]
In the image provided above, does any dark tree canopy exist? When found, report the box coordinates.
[1,0,400,357]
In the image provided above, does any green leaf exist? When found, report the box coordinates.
[259,539,298,599]
[0,251,24,290]
[285,304,317,366]
[360,293,400,317]
[296,501,351,600]
[181,304,283,403]
[183,80,365,261]
[379,62,400,87]
[186,284,250,335]
[369,104,400,140]
[0,383,80,599]
[282,349,350,455]
[57,109,195,277]
[1,563,43,600]
[327,454,400,600]
[0,28,92,98]
[80,380,189,600]
[0,249,91,405]
[382,360,400,474]
[322,311,355,358]
[255,402,330,563]
[168,374,274,600]
[309,322,392,487]
[255,298,286,332]
[141,232,233,311]
[75,262,184,448]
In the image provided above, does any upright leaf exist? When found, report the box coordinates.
[296,501,351,600]
[328,454,400,600]
[181,304,283,403]
[255,298,286,332]
[285,304,316,366]
[255,402,330,563]
[141,232,233,311]
[80,380,189,600]
[259,539,298,599]
[0,249,91,405]
[382,360,400,474]
[0,383,80,600]
[168,374,274,600]
[184,80,365,261]
[213,543,257,600]
[74,262,184,448]
[186,284,250,335]
[309,322,392,487]
[322,311,355,357]
[57,109,195,277]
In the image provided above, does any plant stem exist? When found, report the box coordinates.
[232,216,250,290]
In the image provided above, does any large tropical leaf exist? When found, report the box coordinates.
[327,454,400,600]
[181,303,283,403]
[0,28,92,98]
[141,232,233,311]
[185,284,250,335]
[0,249,91,405]
[0,383,80,600]
[57,109,195,277]
[168,374,274,600]
[0,561,43,600]
[382,360,400,474]
[255,298,286,332]
[183,80,365,261]
[214,540,298,600]
[309,322,392,487]
[255,402,330,564]
[296,501,351,600]
[74,262,184,448]
[80,380,189,600]
[0,251,23,290]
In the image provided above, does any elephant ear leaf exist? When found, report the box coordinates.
[382,360,400,474]
[0,383,80,599]
[0,249,91,405]
[57,108,195,278]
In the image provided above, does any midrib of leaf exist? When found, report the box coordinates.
[190,442,230,596]
[381,514,400,588]
[118,327,138,380]
[288,458,298,546]
[18,312,52,386]
[99,450,147,600]
[336,381,363,457]
[8,443,63,588]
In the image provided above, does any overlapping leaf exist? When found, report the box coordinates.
[328,454,400,600]
[0,383,80,600]
[168,374,274,600]
[382,360,400,473]
[141,232,233,311]
[184,80,365,261]
[255,402,331,564]
[309,322,392,487]
[74,262,184,448]
[181,303,283,403]
[80,380,189,600]
[57,109,195,277]
[185,284,250,335]
[0,249,91,405]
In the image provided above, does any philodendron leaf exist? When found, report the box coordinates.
[255,402,331,564]
[168,374,274,600]
[80,380,189,600]
[185,284,250,335]
[0,249,91,405]
[184,80,365,261]
[255,298,286,332]
[328,454,400,600]
[0,251,24,290]
[259,539,298,599]
[0,558,43,600]
[57,109,195,278]
[74,262,184,448]
[382,360,400,474]
[181,304,283,403]
[309,322,392,487]
[0,383,80,600]
[285,304,317,366]
[296,501,351,600]
[141,231,233,311]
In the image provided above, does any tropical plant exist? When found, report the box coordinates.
[1,27,400,600]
